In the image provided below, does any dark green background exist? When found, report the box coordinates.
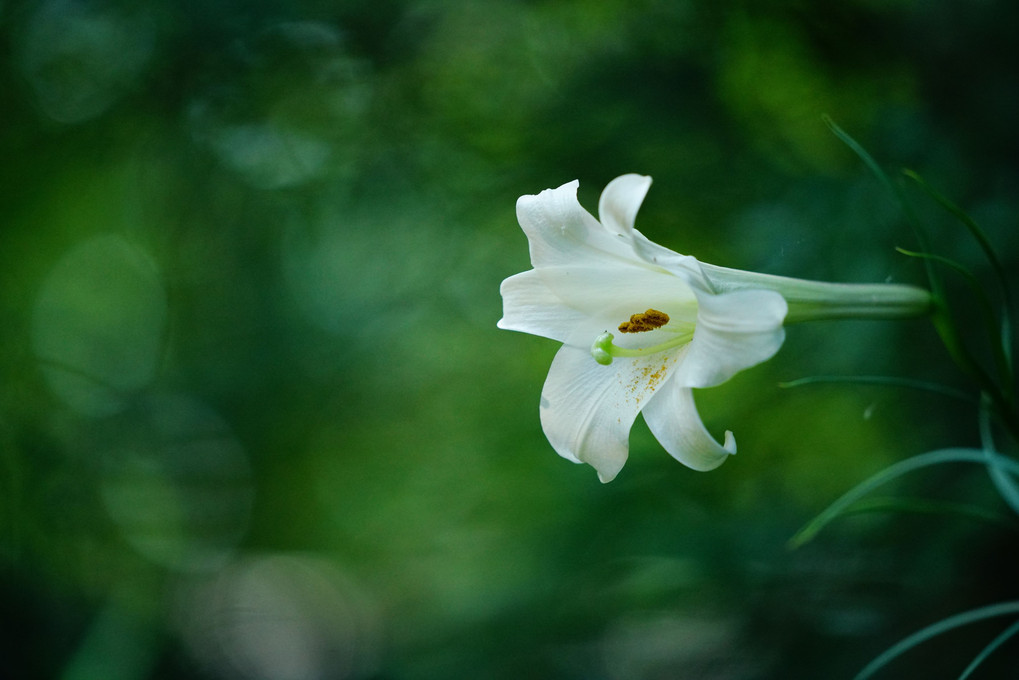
[2,0,1018,678]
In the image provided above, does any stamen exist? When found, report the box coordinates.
[618,308,670,333]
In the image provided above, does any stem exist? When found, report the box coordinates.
[700,263,933,323]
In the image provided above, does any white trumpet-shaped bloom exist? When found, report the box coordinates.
[499,174,787,482]
[499,174,930,482]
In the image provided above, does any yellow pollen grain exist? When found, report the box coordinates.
[624,357,673,407]
[644,361,670,391]
[618,308,670,333]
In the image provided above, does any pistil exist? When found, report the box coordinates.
[591,327,695,365]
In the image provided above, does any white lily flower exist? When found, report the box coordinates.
[499,174,931,482]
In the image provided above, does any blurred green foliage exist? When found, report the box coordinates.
[2,0,1019,678]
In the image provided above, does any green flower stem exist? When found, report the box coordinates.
[700,264,933,323]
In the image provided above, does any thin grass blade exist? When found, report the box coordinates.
[854,601,1019,680]
[789,448,1019,548]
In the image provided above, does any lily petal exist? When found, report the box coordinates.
[598,174,715,291]
[498,265,695,347]
[597,173,651,239]
[538,264,697,340]
[540,344,681,482]
[497,269,592,344]
[674,288,788,388]
[642,382,736,471]
[517,180,641,270]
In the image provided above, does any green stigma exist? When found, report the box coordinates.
[591,333,615,365]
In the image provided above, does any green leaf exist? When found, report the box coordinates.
[897,248,1010,387]
[834,496,1019,534]
[854,601,1019,680]
[904,168,1016,392]
[824,117,1016,428]
[822,115,938,295]
[903,170,1013,313]
[789,448,1019,548]
[778,374,973,403]
[958,618,1019,680]
[978,405,1019,517]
